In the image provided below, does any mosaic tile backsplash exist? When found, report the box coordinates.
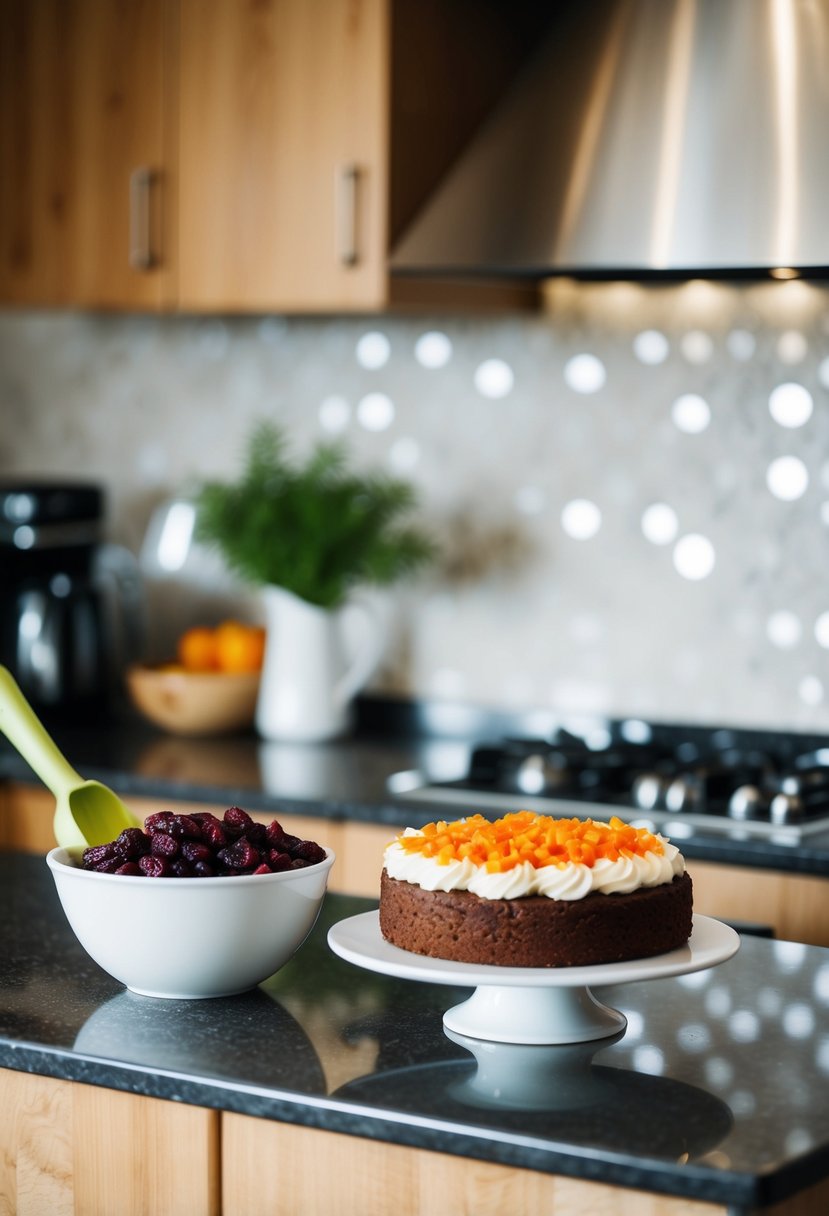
[3,277,829,732]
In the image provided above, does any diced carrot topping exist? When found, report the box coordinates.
[394,811,663,870]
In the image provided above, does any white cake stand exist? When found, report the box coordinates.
[327,913,739,1045]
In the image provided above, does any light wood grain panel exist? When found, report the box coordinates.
[0,1069,74,1216]
[221,1116,726,1216]
[177,0,388,312]
[0,1069,219,1216]
[73,1083,219,1216]
[336,817,392,898]
[0,0,174,309]
[690,858,829,947]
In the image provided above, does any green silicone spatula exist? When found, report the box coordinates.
[0,665,141,848]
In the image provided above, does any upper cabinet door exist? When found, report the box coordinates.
[176,0,388,313]
[0,0,173,309]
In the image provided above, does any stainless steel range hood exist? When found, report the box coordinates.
[390,0,829,280]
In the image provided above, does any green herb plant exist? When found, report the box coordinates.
[195,422,435,610]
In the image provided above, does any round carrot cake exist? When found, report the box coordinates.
[379,811,693,968]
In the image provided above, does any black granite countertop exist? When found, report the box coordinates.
[1,851,829,1210]
[3,707,829,875]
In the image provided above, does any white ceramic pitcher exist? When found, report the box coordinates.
[255,585,386,742]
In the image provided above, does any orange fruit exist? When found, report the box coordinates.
[214,621,266,673]
[177,626,220,672]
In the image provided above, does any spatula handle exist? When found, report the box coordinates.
[0,666,83,797]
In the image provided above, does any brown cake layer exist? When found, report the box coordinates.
[379,869,693,968]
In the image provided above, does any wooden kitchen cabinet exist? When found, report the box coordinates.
[0,1069,220,1216]
[176,0,388,312]
[0,0,540,313]
[175,0,540,313]
[0,0,174,309]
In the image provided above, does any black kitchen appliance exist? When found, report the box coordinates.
[0,480,144,720]
[389,719,829,844]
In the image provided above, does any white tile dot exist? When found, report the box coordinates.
[474,358,514,398]
[633,329,669,365]
[815,612,829,648]
[561,499,602,540]
[414,331,452,369]
[641,503,679,545]
[767,456,809,501]
[356,392,395,431]
[766,610,802,649]
[769,382,813,428]
[563,353,606,393]
[672,393,711,434]
[355,331,391,369]
[673,534,716,580]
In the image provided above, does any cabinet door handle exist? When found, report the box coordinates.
[129,167,156,270]
[337,163,360,267]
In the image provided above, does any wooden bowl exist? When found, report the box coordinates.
[126,665,260,737]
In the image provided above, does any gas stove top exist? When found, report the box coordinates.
[389,721,829,844]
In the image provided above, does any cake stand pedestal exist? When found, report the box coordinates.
[327,913,739,1045]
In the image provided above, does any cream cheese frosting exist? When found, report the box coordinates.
[383,824,685,901]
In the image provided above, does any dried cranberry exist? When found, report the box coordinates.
[114,862,142,876]
[114,828,150,860]
[190,812,222,827]
[144,812,175,834]
[139,854,168,877]
[217,838,261,870]
[94,858,122,874]
[223,806,253,836]
[172,814,202,839]
[82,843,119,869]
[201,820,227,850]
[292,840,326,865]
[79,804,325,881]
[265,820,284,847]
[151,833,180,859]
[181,840,211,864]
[247,822,267,848]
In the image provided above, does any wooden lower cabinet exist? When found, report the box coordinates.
[0,1070,219,1216]
[3,782,829,946]
[221,1116,722,1216]
[3,1071,829,1216]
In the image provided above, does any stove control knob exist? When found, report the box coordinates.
[630,773,667,811]
[727,785,768,821]
[665,775,702,813]
[515,754,558,796]
[770,792,803,825]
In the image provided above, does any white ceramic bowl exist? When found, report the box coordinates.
[47,845,335,999]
